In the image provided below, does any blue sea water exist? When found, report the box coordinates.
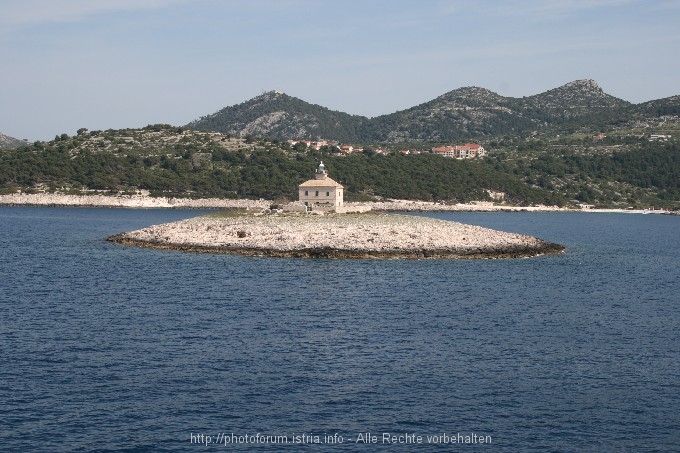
[0,207,679,452]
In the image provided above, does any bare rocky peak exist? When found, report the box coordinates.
[0,131,27,149]
[552,79,607,99]
[563,79,602,91]
[527,79,629,110]
[252,90,287,103]
[436,86,506,104]
[445,86,500,98]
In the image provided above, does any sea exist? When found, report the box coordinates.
[0,207,678,452]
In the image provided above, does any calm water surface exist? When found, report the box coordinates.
[1,207,678,452]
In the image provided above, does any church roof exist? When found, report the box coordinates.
[299,177,343,188]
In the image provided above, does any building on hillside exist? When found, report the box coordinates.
[453,143,485,158]
[298,162,344,210]
[432,146,456,158]
[431,143,487,159]
[286,139,330,150]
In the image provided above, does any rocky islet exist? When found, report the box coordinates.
[107,211,565,259]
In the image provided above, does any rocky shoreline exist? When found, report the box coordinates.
[0,193,271,209]
[106,211,565,259]
[0,193,673,214]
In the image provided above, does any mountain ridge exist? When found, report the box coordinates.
[186,79,677,143]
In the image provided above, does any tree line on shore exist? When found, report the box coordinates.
[0,129,678,209]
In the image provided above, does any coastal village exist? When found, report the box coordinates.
[286,139,487,159]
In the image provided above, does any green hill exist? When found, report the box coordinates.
[1,124,678,210]
[187,91,367,142]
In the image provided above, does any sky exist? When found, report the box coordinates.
[1,0,679,141]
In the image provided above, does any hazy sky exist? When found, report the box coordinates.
[1,0,679,141]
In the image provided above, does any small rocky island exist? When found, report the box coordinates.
[107,163,564,259]
[107,211,564,259]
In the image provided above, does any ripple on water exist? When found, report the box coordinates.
[1,208,679,452]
